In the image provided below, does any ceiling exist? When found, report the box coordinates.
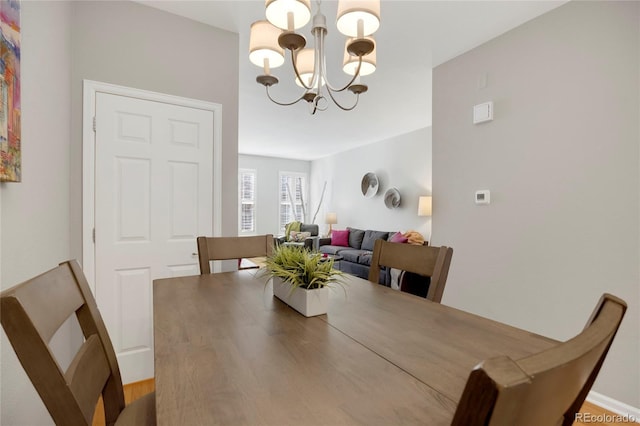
[136,0,566,161]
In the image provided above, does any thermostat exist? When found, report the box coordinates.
[475,190,490,205]
[473,101,493,124]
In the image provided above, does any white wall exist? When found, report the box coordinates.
[239,154,311,235]
[433,1,639,409]
[70,0,239,260]
[310,128,432,239]
[0,2,74,424]
[1,2,240,424]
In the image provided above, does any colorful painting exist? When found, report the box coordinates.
[0,0,20,182]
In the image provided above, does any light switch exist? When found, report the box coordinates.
[473,101,493,124]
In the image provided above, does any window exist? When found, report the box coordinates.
[279,172,307,231]
[239,169,256,234]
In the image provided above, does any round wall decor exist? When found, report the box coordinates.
[384,188,401,209]
[361,172,379,198]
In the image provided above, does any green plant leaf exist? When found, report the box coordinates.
[259,245,346,292]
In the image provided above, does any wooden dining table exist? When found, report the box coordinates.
[153,270,556,425]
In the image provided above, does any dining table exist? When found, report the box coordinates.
[153,270,556,425]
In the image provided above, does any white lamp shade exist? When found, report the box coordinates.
[295,48,317,87]
[249,20,285,69]
[336,0,380,38]
[343,37,376,76]
[265,0,311,30]
[418,196,432,217]
[325,212,338,224]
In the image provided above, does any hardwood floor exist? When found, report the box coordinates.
[91,379,155,426]
[92,379,631,426]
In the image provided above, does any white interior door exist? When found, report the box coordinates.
[94,92,213,383]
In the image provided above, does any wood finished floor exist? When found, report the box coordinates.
[92,379,630,426]
[92,379,154,426]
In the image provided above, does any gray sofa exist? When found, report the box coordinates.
[318,227,396,285]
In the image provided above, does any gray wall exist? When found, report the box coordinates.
[238,154,311,236]
[310,128,432,239]
[1,2,240,424]
[433,1,639,408]
[0,2,74,424]
[70,0,239,261]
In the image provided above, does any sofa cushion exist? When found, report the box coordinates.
[319,245,346,255]
[361,230,389,251]
[338,249,369,264]
[331,229,350,247]
[347,227,365,249]
[283,241,305,248]
[359,252,373,266]
[289,231,311,242]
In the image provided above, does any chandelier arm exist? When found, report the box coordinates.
[312,24,359,94]
[325,87,359,111]
[265,85,308,106]
[325,56,364,93]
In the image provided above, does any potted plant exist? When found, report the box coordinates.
[261,244,344,317]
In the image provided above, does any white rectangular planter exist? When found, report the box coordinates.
[272,277,329,317]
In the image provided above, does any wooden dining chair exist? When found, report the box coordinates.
[0,260,155,426]
[368,239,454,303]
[451,293,627,426]
[197,234,274,274]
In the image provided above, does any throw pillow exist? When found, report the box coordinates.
[285,221,301,241]
[390,232,409,244]
[290,231,311,242]
[347,227,365,249]
[331,229,350,247]
[361,230,389,251]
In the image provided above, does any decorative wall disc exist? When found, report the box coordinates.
[384,188,401,209]
[361,172,379,198]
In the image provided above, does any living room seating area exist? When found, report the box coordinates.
[318,227,392,282]
[317,227,431,290]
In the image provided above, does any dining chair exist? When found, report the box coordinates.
[368,239,454,303]
[197,234,274,274]
[0,260,155,426]
[451,293,627,426]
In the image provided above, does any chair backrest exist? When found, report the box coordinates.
[368,239,453,303]
[451,293,627,426]
[1,260,126,426]
[300,223,319,237]
[197,234,274,274]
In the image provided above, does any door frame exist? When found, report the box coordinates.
[82,79,222,293]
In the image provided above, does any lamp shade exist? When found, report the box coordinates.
[295,48,320,87]
[418,196,432,217]
[325,212,338,224]
[336,0,380,38]
[249,20,285,69]
[265,0,311,30]
[343,37,376,76]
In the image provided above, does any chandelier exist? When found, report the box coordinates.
[249,0,380,114]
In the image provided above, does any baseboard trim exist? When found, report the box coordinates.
[587,391,640,422]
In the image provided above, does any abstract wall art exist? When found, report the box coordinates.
[0,0,20,182]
